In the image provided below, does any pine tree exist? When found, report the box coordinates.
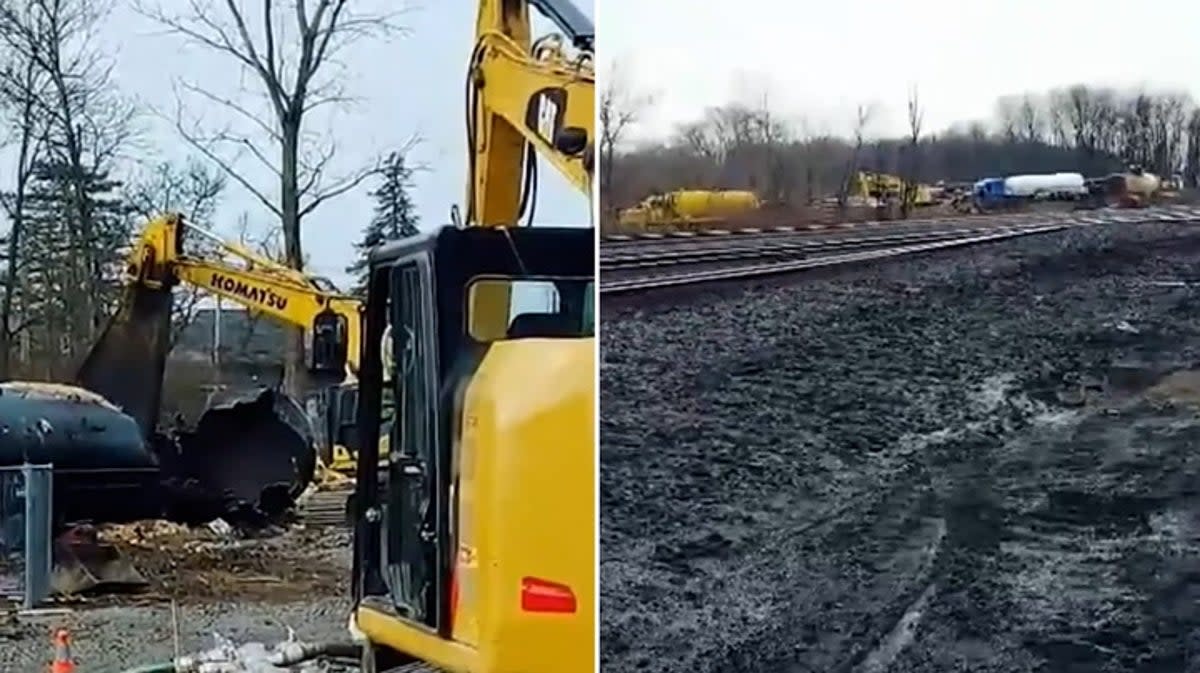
[17,159,131,373]
[347,151,420,296]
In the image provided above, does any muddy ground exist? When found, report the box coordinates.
[601,222,1200,673]
[0,522,351,670]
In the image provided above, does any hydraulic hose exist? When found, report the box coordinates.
[112,640,363,672]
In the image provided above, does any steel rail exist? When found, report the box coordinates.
[601,225,1018,271]
[600,223,1075,294]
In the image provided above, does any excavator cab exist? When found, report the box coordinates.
[304,309,355,470]
[351,224,594,673]
[308,308,350,380]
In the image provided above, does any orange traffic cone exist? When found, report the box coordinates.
[49,629,75,673]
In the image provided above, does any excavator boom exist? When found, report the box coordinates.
[125,213,361,383]
[468,0,594,227]
[169,262,361,378]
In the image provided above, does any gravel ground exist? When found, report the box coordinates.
[1,597,352,670]
[1,524,353,671]
[600,222,1200,673]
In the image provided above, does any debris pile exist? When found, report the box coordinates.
[1,514,350,605]
[85,520,349,603]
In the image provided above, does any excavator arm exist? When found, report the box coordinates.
[467,0,594,227]
[125,213,361,382]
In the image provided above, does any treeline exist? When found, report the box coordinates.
[0,0,410,392]
[0,0,206,380]
[604,84,1200,211]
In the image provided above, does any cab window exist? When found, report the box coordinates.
[465,277,594,342]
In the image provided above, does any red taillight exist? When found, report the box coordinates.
[520,577,577,613]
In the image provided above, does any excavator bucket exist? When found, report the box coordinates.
[75,283,173,435]
[50,525,147,596]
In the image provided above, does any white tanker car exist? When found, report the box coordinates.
[974,169,1162,210]
[973,172,1087,208]
[1003,172,1087,198]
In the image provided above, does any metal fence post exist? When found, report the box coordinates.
[23,463,52,609]
[0,463,52,609]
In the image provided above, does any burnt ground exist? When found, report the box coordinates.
[600,222,1200,673]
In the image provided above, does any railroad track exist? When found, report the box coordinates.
[602,224,1028,272]
[600,207,1200,294]
[601,224,1075,294]
[600,204,1200,249]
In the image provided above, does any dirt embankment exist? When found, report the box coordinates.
[601,222,1200,673]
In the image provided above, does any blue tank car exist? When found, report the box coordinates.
[0,388,165,524]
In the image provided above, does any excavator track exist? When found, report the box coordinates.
[298,487,352,528]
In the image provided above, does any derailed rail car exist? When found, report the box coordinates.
[0,232,328,529]
[0,382,317,527]
[973,173,1087,211]
[0,383,162,525]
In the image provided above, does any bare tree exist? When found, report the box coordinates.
[599,61,651,219]
[1046,89,1071,147]
[0,0,139,365]
[0,25,50,377]
[1152,93,1189,177]
[837,103,873,208]
[901,85,924,218]
[1018,94,1043,143]
[617,83,1200,213]
[1185,110,1200,188]
[748,92,792,205]
[994,95,1019,143]
[135,0,406,395]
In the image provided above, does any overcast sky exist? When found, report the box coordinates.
[601,0,1200,143]
[0,0,593,290]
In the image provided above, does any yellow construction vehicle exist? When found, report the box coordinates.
[348,1,595,672]
[123,212,372,473]
[617,189,760,229]
[849,171,936,208]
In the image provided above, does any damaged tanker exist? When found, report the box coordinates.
[0,233,323,530]
[0,384,315,528]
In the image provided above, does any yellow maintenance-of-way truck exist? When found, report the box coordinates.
[618,189,761,228]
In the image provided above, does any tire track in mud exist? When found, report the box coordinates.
[601,223,1200,673]
[894,392,1200,673]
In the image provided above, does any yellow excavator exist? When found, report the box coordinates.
[348,1,595,672]
[122,213,372,474]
